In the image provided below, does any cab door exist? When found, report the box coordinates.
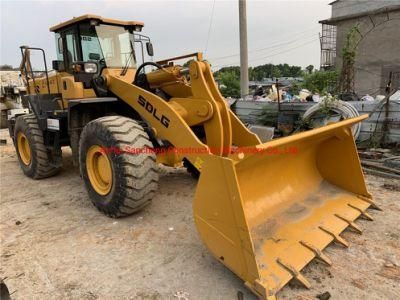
[63,27,80,73]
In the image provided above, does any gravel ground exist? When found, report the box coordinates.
[0,128,399,300]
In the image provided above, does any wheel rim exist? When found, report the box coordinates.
[86,145,113,195]
[17,132,31,165]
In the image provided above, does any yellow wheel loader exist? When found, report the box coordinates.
[9,15,378,299]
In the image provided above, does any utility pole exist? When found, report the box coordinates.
[239,0,249,99]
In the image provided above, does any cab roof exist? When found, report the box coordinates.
[49,14,144,32]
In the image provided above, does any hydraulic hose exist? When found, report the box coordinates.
[133,62,164,85]
[303,100,361,139]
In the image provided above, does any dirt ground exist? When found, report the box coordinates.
[0,128,399,300]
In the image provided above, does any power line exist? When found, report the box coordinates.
[213,37,318,68]
[249,37,319,63]
[212,37,318,69]
[244,24,320,51]
[204,0,216,55]
[244,24,320,48]
[209,26,320,61]
[211,32,318,62]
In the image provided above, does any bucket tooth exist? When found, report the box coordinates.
[318,226,349,247]
[251,279,275,300]
[192,116,372,299]
[276,258,311,289]
[299,240,332,266]
[348,203,374,221]
[334,213,363,234]
[357,195,382,211]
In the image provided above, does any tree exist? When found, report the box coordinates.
[252,63,302,80]
[214,66,240,78]
[0,64,14,71]
[306,65,314,74]
[215,70,240,98]
[271,66,282,78]
[302,70,338,94]
[213,63,304,97]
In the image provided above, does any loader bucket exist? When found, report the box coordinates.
[193,115,376,299]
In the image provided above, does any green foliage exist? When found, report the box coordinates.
[258,106,279,126]
[214,66,338,98]
[297,94,341,132]
[302,70,338,94]
[318,94,339,115]
[271,66,282,78]
[289,81,301,95]
[339,25,361,93]
[0,64,14,71]
[342,25,361,64]
[294,117,313,133]
[215,70,241,98]
[214,66,240,78]
[306,65,314,74]
[249,63,302,80]
[213,63,304,98]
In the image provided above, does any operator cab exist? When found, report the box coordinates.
[50,15,153,79]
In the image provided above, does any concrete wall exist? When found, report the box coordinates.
[334,9,400,96]
[331,0,400,18]
[233,100,400,146]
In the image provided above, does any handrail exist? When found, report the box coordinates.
[19,46,51,95]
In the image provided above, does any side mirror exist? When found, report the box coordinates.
[89,53,101,60]
[146,42,154,57]
[52,60,64,71]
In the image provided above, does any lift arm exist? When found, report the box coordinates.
[104,59,260,169]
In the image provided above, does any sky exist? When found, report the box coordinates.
[0,0,332,70]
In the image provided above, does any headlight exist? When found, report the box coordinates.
[84,62,98,73]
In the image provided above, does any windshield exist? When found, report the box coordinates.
[80,24,136,69]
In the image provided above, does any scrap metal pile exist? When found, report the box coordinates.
[359,148,400,180]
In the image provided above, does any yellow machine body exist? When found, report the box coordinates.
[102,58,373,298]
[19,15,375,299]
[194,115,372,298]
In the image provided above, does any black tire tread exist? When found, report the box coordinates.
[15,114,61,179]
[79,116,158,218]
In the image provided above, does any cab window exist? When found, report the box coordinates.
[54,33,65,71]
[64,28,79,70]
[95,24,136,68]
[79,23,104,63]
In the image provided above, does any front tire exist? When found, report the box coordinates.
[79,116,159,218]
[14,114,61,179]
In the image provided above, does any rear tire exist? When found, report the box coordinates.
[79,116,159,218]
[14,114,61,179]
